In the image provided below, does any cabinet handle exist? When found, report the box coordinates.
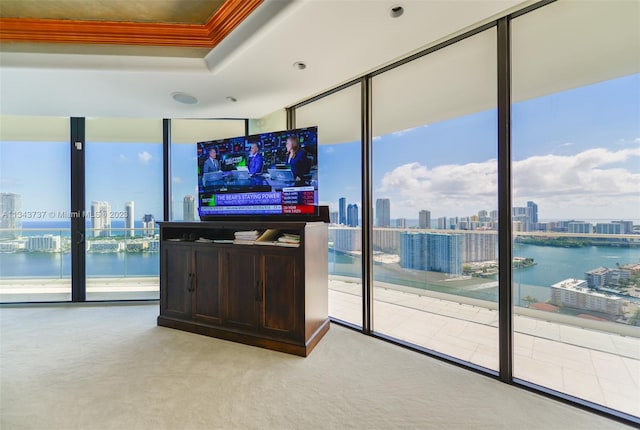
[188,273,195,292]
[255,280,261,301]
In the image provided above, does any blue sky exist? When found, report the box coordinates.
[320,73,640,221]
[1,74,638,223]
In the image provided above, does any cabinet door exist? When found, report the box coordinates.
[261,251,302,339]
[161,243,192,319]
[225,248,259,329]
[193,246,223,325]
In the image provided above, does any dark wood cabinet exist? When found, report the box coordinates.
[157,221,329,357]
[225,247,259,329]
[161,243,223,325]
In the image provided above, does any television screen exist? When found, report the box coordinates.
[197,126,318,218]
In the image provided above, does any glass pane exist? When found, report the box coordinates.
[0,116,71,302]
[170,119,245,221]
[85,118,163,300]
[296,83,363,327]
[512,1,640,418]
[372,29,498,370]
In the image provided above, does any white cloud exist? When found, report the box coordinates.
[559,142,574,147]
[172,177,183,184]
[118,154,128,162]
[377,147,640,219]
[138,151,152,164]
[323,147,335,154]
[372,136,382,142]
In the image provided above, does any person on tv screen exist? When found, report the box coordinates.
[285,136,310,182]
[248,143,264,176]
[203,148,221,173]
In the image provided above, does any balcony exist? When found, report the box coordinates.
[328,275,640,418]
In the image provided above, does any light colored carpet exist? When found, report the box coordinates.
[0,303,632,430]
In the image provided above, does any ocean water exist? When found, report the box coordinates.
[328,244,639,303]
[0,251,159,278]
[3,222,638,305]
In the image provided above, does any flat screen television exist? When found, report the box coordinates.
[197,126,319,220]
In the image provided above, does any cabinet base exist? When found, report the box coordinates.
[157,316,330,357]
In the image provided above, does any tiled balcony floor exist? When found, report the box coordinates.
[328,278,640,418]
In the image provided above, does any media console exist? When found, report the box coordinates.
[157,221,329,356]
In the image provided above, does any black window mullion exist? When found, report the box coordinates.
[163,119,171,222]
[361,76,373,334]
[497,16,513,383]
[70,117,86,302]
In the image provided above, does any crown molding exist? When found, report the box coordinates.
[0,0,263,48]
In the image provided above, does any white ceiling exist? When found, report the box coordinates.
[0,0,531,120]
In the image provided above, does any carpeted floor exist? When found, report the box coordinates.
[0,303,633,429]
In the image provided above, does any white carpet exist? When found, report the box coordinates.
[0,303,632,430]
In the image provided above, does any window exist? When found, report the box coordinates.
[371,29,498,370]
[512,1,640,417]
[296,83,363,327]
[85,118,163,300]
[170,119,245,221]
[0,116,71,302]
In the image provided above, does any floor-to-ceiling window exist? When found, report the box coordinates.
[291,0,639,422]
[0,116,71,302]
[85,118,163,300]
[170,119,246,221]
[296,83,363,327]
[370,28,499,370]
[511,1,640,417]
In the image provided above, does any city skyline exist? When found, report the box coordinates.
[333,195,636,231]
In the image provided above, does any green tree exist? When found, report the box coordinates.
[629,309,640,326]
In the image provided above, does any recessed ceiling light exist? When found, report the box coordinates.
[293,61,307,70]
[171,92,198,105]
[389,5,404,18]
[226,96,237,102]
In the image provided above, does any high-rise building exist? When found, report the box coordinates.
[568,222,591,234]
[373,228,401,253]
[595,223,622,234]
[396,218,406,228]
[0,192,22,239]
[91,201,111,237]
[183,195,196,222]
[527,201,538,224]
[375,198,390,227]
[399,232,424,270]
[428,233,464,275]
[463,232,497,263]
[125,201,135,237]
[399,232,463,275]
[612,220,633,234]
[437,216,447,230]
[142,214,155,237]
[332,226,361,252]
[347,203,358,227]
[26,235,61,252]
[419,210,431,229]
[338,197,347,225]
